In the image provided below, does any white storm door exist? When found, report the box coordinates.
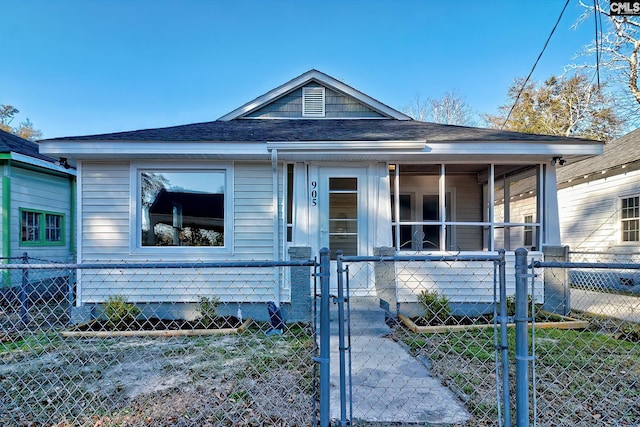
[315,166,371,291]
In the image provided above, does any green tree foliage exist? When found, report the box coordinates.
[0,104,43,140]
[483,73,623,141]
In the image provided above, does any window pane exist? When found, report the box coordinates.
[21,211,40,242]
[45,214,62,242]
[286,164,294,242]
[622,197,640,242]
[141,171,225,247]
[329,178,357,259]
[329,178,357,191]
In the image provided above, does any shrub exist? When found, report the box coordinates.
[503,295,537,317]
[196,295,220,328]
[417,290,451,325]
[104,295,141,330]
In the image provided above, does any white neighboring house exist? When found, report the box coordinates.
[553,128,640,293]
[0,129,76,299]
[38,70,604,319]
[556,128,640,254]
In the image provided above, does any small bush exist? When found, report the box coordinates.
[196,295,220,328]
[104,295,141,329]
[503,295,537,317]
[417,290,451,325]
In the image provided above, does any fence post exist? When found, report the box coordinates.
[497,248,512,427]
[515,248,530,427]
[335,250,349,426]
[20,252,28,324]
[318,247,331,427]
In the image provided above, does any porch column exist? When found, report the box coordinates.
[292,162,309,245]
[542,164,561,246]
[375,162,392,248]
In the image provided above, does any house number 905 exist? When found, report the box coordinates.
[311,181,317,206]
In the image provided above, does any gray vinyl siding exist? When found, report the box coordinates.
[10,166,72,261]
[246,85,385,119]
[78,161,282,304]
[558,170,640,251]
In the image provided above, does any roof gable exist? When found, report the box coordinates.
[218,69,412,121]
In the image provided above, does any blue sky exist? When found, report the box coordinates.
[1,1,596,139]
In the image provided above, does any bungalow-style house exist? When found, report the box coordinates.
[0,129,76,298]
[37,70,603,320]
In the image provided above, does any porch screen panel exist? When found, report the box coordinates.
[329,178,358,259]
[422,194,440,250]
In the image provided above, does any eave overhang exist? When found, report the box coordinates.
[38,138,603,164]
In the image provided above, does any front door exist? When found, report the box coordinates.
[311,166,371,291]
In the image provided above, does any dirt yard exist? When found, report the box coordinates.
[1,329,316,426]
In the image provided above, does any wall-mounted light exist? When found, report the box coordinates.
[551,156,566,166]
[57,157,70,169]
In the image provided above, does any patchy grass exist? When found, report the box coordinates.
[396,313,640,426]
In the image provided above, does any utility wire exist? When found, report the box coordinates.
[501,0,571,129]
[593,0,602,87]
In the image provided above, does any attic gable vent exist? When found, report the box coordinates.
[302,86,325,117]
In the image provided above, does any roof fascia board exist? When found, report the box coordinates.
[38,141,269,157]
[3,152,76,176]
[218,69,412,121]
[424,141,604,156]
[267,141,426,151]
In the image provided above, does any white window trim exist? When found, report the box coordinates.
[618,193,640,245]
[129,161,234,256]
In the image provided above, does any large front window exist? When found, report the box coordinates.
[140,170,226,247]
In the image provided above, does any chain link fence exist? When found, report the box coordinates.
[338,250,640,427]
[2,250,639,426]
[1,255,318,426]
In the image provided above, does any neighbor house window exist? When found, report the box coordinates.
[621,196,640,242]
[139,169,227,247]
[20,209,64,245]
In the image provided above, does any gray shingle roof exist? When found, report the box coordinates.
[41,119,600,144]
[0,128,56,163]
[557,128,640,182]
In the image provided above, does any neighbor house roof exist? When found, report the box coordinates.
[0,128,54,162]
[556,127,640,187]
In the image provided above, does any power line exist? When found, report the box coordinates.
[501,0,571,129]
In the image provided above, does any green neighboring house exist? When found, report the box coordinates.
[0,129,76,296]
